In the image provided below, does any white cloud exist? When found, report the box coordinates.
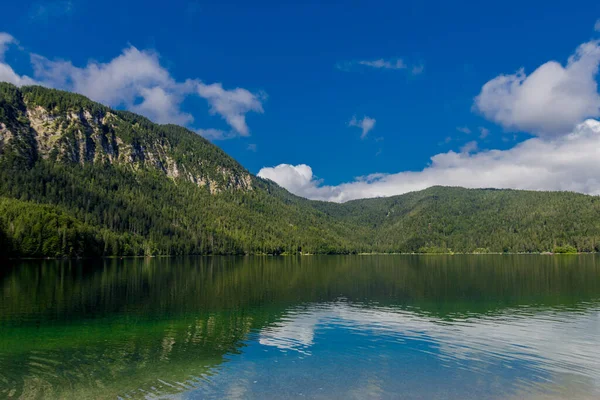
[460,140,478,153]
[196,82,265,137]
[30,47,174,106]
[0,32,265,139]
[130,86,193,125]
[0,33,15,60]
[0,34,37,86]
[479,127,490,139]
[247,143,257,152]
[337,58,424,75]
[29,47,193,126]
[0,32,36,86]
[257,164,321,197]
[595,19,600,32]
[456,126,471,134]
[259,119,600,202]
[349,115,376,139]
[474,40,600,137]
[359,58,406,70]
[0,64,37,87]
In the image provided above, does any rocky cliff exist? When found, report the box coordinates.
[0,83,253,194]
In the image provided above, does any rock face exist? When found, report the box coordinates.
[0,84,253,193]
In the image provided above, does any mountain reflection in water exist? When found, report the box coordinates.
[1,255,599,399]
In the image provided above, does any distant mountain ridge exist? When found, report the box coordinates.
[1,82,600,258]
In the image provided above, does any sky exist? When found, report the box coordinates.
[1,0,600,202]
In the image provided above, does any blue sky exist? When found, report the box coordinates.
[2,1,600,201]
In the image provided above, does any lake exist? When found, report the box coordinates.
[1,255,600,399]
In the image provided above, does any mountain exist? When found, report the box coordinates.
[0,83,366,257]
[1,83,600,258]
[314,186,600,253]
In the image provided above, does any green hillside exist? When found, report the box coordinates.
[1,83,599,257]
[315,186,600,253]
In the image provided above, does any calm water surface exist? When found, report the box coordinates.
[1,255,600,399]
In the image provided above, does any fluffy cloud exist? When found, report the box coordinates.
[257,164,321,196]
[456,126,471,134]
[0,32,265,138]
[595,19,600,32]
[259,119,600,202]
[30,47,177,110]
[130,86,194,125]
[474,40,600,137]
[196,83,265,137]
[349,115,376,139]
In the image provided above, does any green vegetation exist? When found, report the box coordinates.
[554,245,579,254]
[0,197,102,257]
[1,83,600,258]
[316,186,600,254]
[472,248,491,254]
[417,246,452,254]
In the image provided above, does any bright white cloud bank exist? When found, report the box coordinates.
[0,32,264,139]
[259,119,600,202]
[475,40,600,136]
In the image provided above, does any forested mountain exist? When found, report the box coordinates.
[314,187,600,253]
[1,83,599,257]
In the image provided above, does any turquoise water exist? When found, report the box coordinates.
[1,255,600,399]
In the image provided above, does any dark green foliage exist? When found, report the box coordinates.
[0,83,24,122]
[0,160,363,257]
[1,83,599,258]
[0,197,103,257]
[22,85,107,117]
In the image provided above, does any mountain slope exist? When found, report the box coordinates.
[315,186,600,253]
[0,84,252,191]
[0,83,366,257]
[1,83,600,257]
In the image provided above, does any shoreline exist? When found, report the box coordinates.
[5,251,593,261]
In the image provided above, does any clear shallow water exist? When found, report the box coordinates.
[1,255,600,399]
